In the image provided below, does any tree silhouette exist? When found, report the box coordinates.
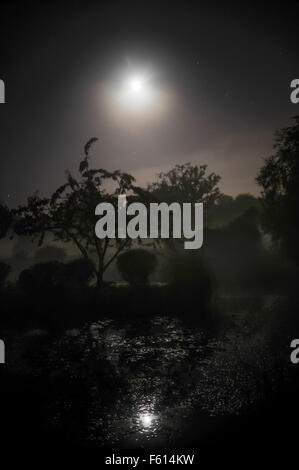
[117,249,157,286]
[143,162,222,252]
[13,139,136,287]
[256,116,299,263]
[206,193,260,228]
[147,162,222,207]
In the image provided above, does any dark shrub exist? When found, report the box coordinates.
[18,261,65,294]
[117,249,157,286]
[64,258,95,288]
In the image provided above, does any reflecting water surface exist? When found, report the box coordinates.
[38,310,277,448]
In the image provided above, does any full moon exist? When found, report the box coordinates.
[101,64,173,129]
[128,77,143,93]
[114,70,155,111]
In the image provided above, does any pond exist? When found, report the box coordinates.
[40,309,275,448]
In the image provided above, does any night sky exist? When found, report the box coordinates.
[0,1,298,205]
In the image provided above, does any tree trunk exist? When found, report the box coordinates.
[96,268,103,289]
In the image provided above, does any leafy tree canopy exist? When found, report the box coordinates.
[147,162,222,207]
[13,138,136,287]
[256,116,299,262]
